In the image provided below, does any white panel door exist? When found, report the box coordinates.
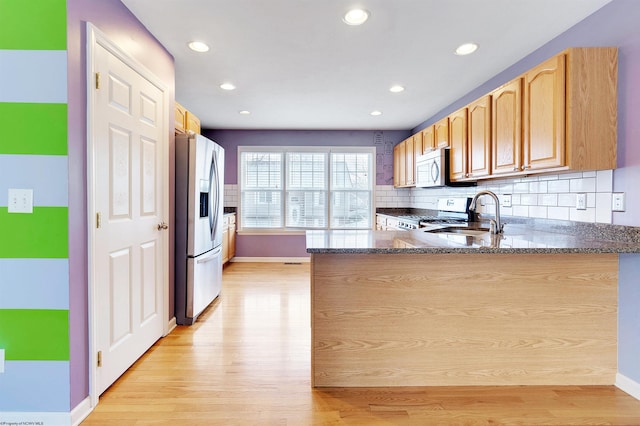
[93,41,166,395]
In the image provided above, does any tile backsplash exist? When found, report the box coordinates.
[376,170,615,224]
[227,170,615,225]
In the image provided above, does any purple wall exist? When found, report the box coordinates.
[67,0,175,408]
[412,0,640,227]
[205,129,410,185]
[203,129,409,257]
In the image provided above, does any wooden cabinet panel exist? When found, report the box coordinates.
[434,117,449,148]
[222,213,236,265]
[186,111,201,134]
[523,54,566,171]
[468,95,492,179]
[564,47,617,170]
[222,225,229,264]
[405,136,415,186]
[393,143,405,187]
[421,125,435,152]
[492,79,523,175]
[174,102,187,134]
[413,132,424,158]
[448,107,468,181]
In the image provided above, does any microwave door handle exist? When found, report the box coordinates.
[430,161,439,184]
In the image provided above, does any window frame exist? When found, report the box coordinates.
[238,146,376,234]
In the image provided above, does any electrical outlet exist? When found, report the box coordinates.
[612,192,626,212]
[576,193,587,210]
[0,348,4,373]
[502,194,512,208]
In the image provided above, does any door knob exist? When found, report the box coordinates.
[157,222,168,230]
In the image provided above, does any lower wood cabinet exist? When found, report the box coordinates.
[222,213,236,265]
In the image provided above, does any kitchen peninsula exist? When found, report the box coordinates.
[307,225,640,388]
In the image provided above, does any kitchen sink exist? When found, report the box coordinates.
[424,226,490,236]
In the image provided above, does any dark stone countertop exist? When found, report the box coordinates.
[307,213,640,254]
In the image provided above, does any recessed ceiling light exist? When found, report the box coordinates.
[343,9,370,26]
[239,110,251,115]
[370,110,382,116]
[220,83,236,91]
[187,41,210,53]
[454,43,479,56]
[389,85,405,93]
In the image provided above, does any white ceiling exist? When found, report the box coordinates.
[121,0,611,131]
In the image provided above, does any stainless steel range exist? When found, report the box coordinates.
[419,197,472,229]
[392,197,472,231]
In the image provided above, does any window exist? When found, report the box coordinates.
[239,147,375,231]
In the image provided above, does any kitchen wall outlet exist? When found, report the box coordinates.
[502,194,512,208]
[8,188,33,213]
[612,192,626,212]
[576,193,587,210]
[0,348,5,373]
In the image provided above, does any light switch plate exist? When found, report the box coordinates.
[0,348,5,373]
[8,188,33,213]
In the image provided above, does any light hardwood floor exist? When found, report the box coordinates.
[82,262,640,425]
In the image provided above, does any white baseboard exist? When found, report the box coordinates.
[616,373,640,401]
[165,316,177,336]
[0,411,72,426]
[71,396,93,426]
[230,257,310,263]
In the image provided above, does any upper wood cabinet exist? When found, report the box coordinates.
[421,125,435,152]
[393,142,406,187]
[560,47,617,171]
[413,132,424,158]
[175,102,187,134]
[393,133,424,187]
[523,54,566,172]
[448,107,468,181]
[186,111,201,134]
[492,79,523,176]
[175,102,201,134]
[467,95,492,179]
[405,136,415,186]
[492,47,617,177]
[434,117,449,148]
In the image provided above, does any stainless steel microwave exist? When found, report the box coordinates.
[415,148,476,188]
[415,148,447,188]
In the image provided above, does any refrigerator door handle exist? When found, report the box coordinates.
[209,150,221,242]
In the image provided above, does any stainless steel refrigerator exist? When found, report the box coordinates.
[175,133,224,325]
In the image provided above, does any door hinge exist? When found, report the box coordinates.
[96,212,101,229]
[95,72,101,90]
[97,350,102,367]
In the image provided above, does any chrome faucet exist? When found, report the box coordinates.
[469,190,504,234]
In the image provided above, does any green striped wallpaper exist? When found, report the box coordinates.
[0,0,70,413]
[0,309,69,360]
[0,207,68,258]
[0,0,67,50]
[0,103,68,155]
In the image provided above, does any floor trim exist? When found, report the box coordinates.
[230,257,310,263]
[71,396,92,426]
[165,316,177,336]
[616,373,640,401]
